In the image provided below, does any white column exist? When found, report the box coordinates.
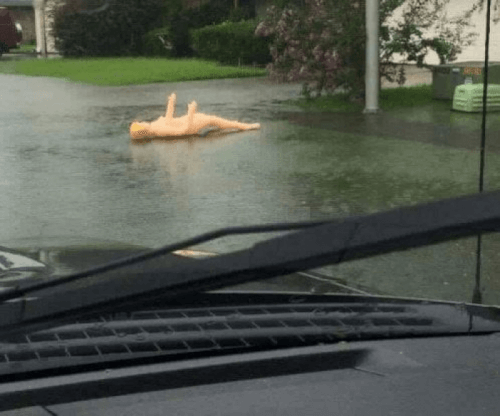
[363,0,380,113]
[34,0,47,57]
[44,0,58,54]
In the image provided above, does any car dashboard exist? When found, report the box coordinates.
[0,292,498,415]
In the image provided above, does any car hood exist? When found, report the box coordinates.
[0,236,217,291]
[0,236,381,297]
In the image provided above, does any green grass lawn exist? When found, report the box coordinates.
[9,44,37,54]
[0,57,266,85]
[290,84,433,112]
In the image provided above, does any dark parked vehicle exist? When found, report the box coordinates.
[0,7,22,56]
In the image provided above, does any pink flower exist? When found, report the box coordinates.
[255,22,272,37]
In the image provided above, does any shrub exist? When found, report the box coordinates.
[168,14,193,57]
[51,0,165,57]
[162,0,234,58]
[228,5,254,23]
[141,0,253,59]
[182,0,233,28]
[142,27,174,57]
[192,20,272,66]
[255,0,479,100]
[255,0,364,99]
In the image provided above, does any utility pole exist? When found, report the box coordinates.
[363,0,380,113]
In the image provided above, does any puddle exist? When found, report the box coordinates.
[288,109,500,153]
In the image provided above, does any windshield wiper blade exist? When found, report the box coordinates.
[0,219,331,304]
[1,190,500,337]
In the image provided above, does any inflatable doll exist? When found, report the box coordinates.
[130,93,260,140]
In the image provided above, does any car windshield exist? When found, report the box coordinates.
[1,0,500,309]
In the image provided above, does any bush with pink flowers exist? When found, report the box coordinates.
[255,0,479,100]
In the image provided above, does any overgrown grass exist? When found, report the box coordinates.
[9,44,37,54]
[0,57,266,85]
[379,84,433,109]
[290,84,433,112]
[9,43,36,53]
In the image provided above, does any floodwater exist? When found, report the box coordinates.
[2,73,500,304]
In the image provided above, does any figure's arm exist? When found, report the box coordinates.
[165,93,176,119]
[147,101,196,137]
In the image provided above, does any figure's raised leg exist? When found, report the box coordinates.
[186,101,197,127]
[165,93,176,119]
[204,115,260,131]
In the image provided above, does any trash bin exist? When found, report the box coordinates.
[452,83,500,112]
[432,61,500,100]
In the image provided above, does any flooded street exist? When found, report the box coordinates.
[0,74,312,253]
[2,73,500,304]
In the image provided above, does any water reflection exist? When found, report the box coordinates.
[127,127,315,252]
[289,110,500,153]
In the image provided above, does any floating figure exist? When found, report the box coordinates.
[130,93,260,140]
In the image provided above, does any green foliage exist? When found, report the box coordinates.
[181,0,233,28]
[228,5,254,22]
[168,14,193,57]
[160,0,234,57]
[257,0,479,99]
[192,20,272,66]
[256,0,366,98]
[51,0,165,57]
[142,27,173,57]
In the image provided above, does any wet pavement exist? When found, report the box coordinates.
[2,72,500,305]
[0,74,307,249]
[288,106,500,153]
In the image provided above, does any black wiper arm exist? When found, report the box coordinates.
[0,219,331,304]
[1,190,500,337]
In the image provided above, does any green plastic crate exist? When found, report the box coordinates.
[452,83,500,112]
